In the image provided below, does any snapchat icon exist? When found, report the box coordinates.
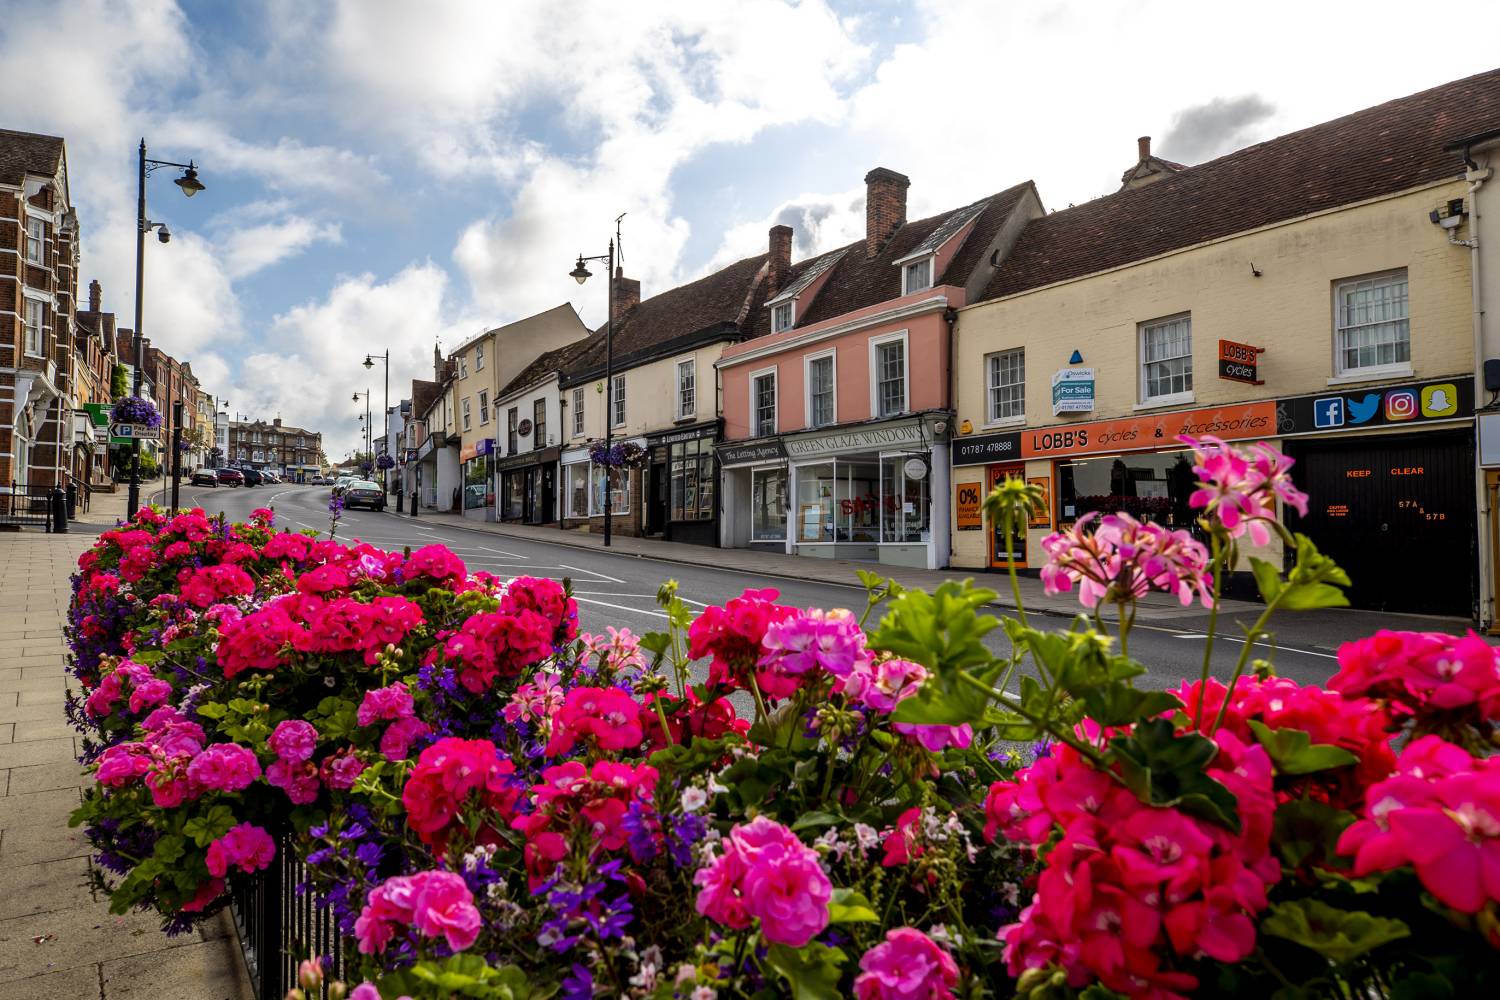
[1420,384,1458,418]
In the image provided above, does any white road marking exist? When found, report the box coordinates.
[479,545,526,558]
[572,596,670,619]
[560,563,625,584]
[1169,632,1336,659]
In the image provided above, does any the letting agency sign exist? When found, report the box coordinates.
[1051,367,1095,415]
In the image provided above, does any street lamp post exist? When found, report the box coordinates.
[353,390,371,475]
[127,138,205,520]
[363,351,389,493]
[569,213,625,547]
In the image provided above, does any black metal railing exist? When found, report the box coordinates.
[232,836,348,1000]
[1,482,58,530]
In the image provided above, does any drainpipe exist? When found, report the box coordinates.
[1459,140,1493,626]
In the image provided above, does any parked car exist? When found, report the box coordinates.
[260,471,280,485]
[342,480,386,511]
[190,468,218,487]
[216,468,244,486]
[240,468,264,487]
[332,476,356,496]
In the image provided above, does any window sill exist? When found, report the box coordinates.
[1327,364,1413,386]
[1133,393,1195,412]
[674,415,697,424]
[983,415,1027,429]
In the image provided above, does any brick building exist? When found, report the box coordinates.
[229,417,324,480]
[0,128,78,496]
[74,278,121,486]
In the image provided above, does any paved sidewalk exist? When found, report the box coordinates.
[404,511,1265,623]
[0,530,253,999]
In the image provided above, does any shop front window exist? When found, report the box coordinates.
[563,461,589,518]
[880,454,931,543]
[501,470,524,520]
[670,437,715,521]
[795,462,835,542]
[592,464,629,513]
[463,457,492,510]
[836,460,881,543]
[751,467,787,541]
[1056,450,1198,530]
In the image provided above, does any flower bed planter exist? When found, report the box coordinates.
[62,438,1500,999]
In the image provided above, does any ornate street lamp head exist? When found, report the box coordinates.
[174,164,205,197]
[570,256,591,284]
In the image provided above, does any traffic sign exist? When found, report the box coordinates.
[110,422,158,442]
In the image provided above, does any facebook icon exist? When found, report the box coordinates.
[1313,397,1345,429]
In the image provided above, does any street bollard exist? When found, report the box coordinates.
[66,481,77,518]
[49,487,67,533]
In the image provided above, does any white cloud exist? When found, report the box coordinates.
[227,264,476,456]
[221,218,342,279]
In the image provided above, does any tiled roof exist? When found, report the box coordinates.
[985,67,1500,300]
[498,336,597,399]
[411,379,441,419]
[767,248,847,305]
[563,253,770,381]
[746,181,1034,337]
[0,128,64,185]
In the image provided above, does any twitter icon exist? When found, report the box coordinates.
[1347,394,1381,425]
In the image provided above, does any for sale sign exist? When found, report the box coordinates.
[1218,340,1263,384]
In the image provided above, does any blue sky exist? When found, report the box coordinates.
[5,0,1499,457]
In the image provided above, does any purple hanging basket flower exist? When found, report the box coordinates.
[588,441,645,468]
[376,454,396,470]
[111,395,163,430]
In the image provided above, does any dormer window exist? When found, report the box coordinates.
[771,301,794,334]
[902,257,933,295]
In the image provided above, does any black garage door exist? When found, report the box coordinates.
[1284,430,1475,617]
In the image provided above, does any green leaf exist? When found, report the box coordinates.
[765,941,849,1000]
[1273,798,1355,870]
[130,650,164,665]
[1260,898,1410,964]
[1247,720,1359,775]
[1277,534,1351,611]
[827,888,878,924]
[1249,556,1282,604]
[1109,718,1240,832]
[194,702,227,720]
[152,834,186,864]
[183,804,236,847]
[790,811,842,833]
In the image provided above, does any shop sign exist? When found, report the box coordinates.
[952,430,1022,466]
[1051,367,1095,415]
[1021,402,1277,459]
[517,418,533,437]
[954,481,983,530]
[405,448,418,461]
[1027,476,1052,528]
[1276,377,1472,437]
[1481,413,1500,467]
[651,424,718,446]
[459,442,479,462]
[717,440,786,466]
[784,420,927,459]
[903,457,928,480]
[1217,340,1264,384]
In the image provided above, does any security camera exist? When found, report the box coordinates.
[157,226,171,244]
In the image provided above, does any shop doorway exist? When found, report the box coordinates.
[988,463,1028,568]
[646,460,668,535]
[1285,431,1474,617]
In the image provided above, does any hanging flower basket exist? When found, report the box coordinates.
[110,395,162,430]
[376,454,396,470]
[588,440,646,467]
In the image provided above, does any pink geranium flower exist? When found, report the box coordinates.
[1179,435,1308,546]
[694,815,831,947]
[1040,512,1212,610]
[205,823,276,877]
[854,927,959,999]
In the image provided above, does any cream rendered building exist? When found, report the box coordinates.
[950,70,1500,618]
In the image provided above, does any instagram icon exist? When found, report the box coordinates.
[1384,390,1417,421]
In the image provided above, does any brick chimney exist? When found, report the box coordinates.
[273,417,282,428]
[610,267,640,322]
[1138,136,1152,161]
[88,279,101,313]
[768,225,793,295]
[864,167,910,257]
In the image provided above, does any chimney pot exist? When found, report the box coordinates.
[1138,136,1152,161]
[768,225,793,294]
[88,279,101,313]
[864,167,910,257]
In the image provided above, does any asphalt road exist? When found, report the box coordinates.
[151,483,1375,697]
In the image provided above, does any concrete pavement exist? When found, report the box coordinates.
[0,489,254,999]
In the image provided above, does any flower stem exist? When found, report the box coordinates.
[1207,600,1280,736]
[1194,534,1225,728]
[1003,510,1028,628]
[957,671,1107,769]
